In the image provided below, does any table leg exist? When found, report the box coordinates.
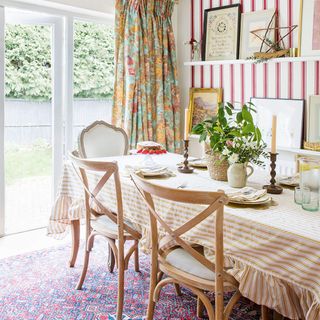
[107,241,115,273]
[261,306,270,320]
[69,219,80,268]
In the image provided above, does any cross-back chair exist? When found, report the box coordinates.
[131,174,242,320]
[78,120,129,158]
[70,151,141,320]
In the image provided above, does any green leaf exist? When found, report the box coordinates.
[242,108,254,123]
[236,112,243,123]
[243,123,255,134]
[225,106,233,116]
[199,132,207,142]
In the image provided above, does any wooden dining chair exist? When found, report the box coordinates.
[70,151,141,320]
[72,120,130,271]
[78,120,129,158]
[131,174,242,320]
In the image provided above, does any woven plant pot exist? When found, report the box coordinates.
[205,152,229,181]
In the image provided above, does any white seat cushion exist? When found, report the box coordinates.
[91,215,136,236]
[166,248,215,281]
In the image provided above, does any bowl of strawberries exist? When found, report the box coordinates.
[136,141,167,155]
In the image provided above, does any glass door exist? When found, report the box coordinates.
[0,8,63,235]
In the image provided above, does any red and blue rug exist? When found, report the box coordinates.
[0,238,261,319]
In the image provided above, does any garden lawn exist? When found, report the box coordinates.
[5,146,52,185]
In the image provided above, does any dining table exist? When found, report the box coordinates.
[47,152,320,320]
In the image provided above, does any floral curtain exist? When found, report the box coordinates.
[112,0,181,152]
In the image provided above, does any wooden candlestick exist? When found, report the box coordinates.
[178,140,194,174]
[263,153,283,194]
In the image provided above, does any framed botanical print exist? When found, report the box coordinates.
[299,0,320,56]
[202,4,241,61]
[307,95,320,142]
[251,98,305,149]
[240,9,276,59]
[188,88,222,132]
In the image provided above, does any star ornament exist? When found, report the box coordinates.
[250,12,298,57]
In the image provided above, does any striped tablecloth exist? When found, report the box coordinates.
[48,153,320,320]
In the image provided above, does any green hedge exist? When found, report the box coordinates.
[5,22,114,101]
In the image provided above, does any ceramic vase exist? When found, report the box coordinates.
[227,163,254,188]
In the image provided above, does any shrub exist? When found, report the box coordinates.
[5,22,114,101]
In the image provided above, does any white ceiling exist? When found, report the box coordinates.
[45,0,115,13]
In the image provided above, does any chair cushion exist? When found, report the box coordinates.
[91,215,137,236]
[166,248,215,281]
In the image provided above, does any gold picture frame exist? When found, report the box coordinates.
[187,88,223,133]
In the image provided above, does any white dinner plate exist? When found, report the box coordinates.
[228,194,272,205]
[279,175,299,187]
[189,159,207,168]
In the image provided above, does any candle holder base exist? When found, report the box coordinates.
[178,166,194,174]
[265,152,283,194]
[263,184,283,194]
[178,140,194,174]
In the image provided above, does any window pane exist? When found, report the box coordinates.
[73,21,114,147]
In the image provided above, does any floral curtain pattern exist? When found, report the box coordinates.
[112,0,181,152]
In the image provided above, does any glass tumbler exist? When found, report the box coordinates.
[294,187,303,204]
[301,187,319,212]
[299,158,320,212]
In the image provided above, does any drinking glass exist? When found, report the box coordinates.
[294,187,303,204]
[299,158,320,212]
[301,187,319,212]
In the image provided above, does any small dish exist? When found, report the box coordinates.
[189,159,207,168]
[279,175,299,187]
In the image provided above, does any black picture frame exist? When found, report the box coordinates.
[202,4,241,61]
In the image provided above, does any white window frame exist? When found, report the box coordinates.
[0,1,114,236]
[0,6,5,236]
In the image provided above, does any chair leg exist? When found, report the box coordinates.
[117,263,125,320]
[134,240,140,272]
[197,296,204,318]
[174,283,182,296]
[69,220,80,268]
[76,233,96,290]
[147,263,158,320]
[107,241,115,273]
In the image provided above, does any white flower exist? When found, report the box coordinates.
[222,147,229,156]
[248,141,257,148]
[228,153,239,164]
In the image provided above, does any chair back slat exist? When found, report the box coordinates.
[70,151,140,239]
[132,175,226,205]
[131,174,229,277]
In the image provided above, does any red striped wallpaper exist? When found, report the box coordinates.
[188,0,320,105]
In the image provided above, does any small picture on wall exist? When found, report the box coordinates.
[240,9,276,59]
[202,4,241,61]
[188,88,222,131]
[251,98,305,149]
[307,95,320,142]
[299,0,320,56]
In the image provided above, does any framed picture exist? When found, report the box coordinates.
[251,98,305,149]
[299,0,320,56]
[202,4,241,61]
[240,9,276,59]
[307,95,320,142]
[188,88,222,132]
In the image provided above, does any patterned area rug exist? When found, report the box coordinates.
[0,238,261,319]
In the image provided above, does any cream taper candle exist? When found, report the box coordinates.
[184,109,189,141]
[271,115,277,154]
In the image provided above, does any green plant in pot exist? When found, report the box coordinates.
[192,102,268,186]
